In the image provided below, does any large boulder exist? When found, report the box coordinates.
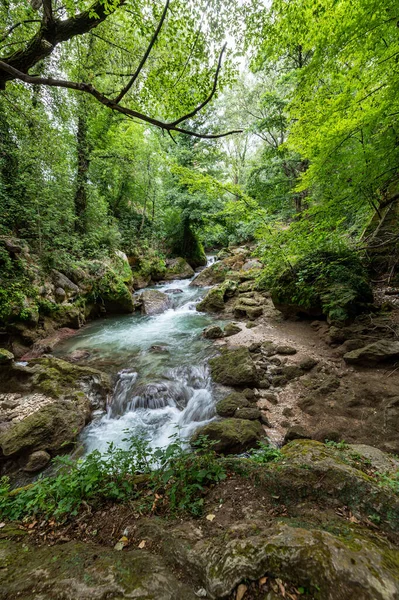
[0,539,195,600]
[209,347,259,386]
[164,258,195,280]
[0,357,111,470]
[216,392,251,417]
[140,290,171,315]
[190,261,230,287]
[271,250,373,322]
[344,340,399,365]
[191,418,264,454]
[196,280,237,313]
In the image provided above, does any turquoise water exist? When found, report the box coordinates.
[55,263,225,454]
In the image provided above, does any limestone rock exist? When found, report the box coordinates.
[0,539,195,600]
[209,347,259,387]
[51,269,80,294]
[203,325,224,339]
[0,348,14,365]
[344,340,399,365]
[23,450,51,472]
[164,258,195,280]
[241,259,263,271]
[223,323,242,337]
[216,392,251,417]
[192,418,264,454]
[140,290,171,315]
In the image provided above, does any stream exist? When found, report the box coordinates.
[55,256,225,455]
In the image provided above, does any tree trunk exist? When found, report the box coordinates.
[74,108,90,232]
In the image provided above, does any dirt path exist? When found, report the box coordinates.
[216,300,399,451]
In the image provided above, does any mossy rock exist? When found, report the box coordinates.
[164,258,194,280]
[271,250,373,323]
[0,539,195,600]
[190,261,230,287]
[216,392,251,417]
[223,323,242,337]
[0,348,14,365]
[209,347,259,387]
[196,287,225,313]
[192,418,264,454]
[0,394,90,457]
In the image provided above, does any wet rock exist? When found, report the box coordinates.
[344,340,399,365]
[23,450,51,472]
[140,290,171,315]
[196,287,225,313]
[67,349,91,362]
[164,258,194,280]
[165,288,183,294]
[133,274,151,290]
[216,392,251,417]
[223,323,242,337]
[203,325,224,339]
[209,347,259,387]
[149,345,170,353]
[192,418,264,454]
[190,261,230,287]
[0,348,14,365]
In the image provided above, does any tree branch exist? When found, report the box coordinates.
[114,0,170,104]
[0,60,242,139]
[169,43,226,127]
[0,20,41,44]
[0,0,126,89]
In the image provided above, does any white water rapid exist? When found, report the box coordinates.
[56,257,223,454]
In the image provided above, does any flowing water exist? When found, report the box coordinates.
[55,257,224,454]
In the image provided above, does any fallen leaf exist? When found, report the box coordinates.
[0,523,5,529]
[236,583,247,600]
[114,535,129,551]
[138,539,146,549]
[259,576,268,587]
[206,514,216,522]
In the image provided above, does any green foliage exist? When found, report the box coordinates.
[270,249,373,322]
[247,442,282,464]
[0,435,226,521]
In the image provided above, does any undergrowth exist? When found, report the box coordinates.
[0,435,226,521]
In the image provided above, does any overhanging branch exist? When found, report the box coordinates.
[0,60,242,139]
[113,0,170,104]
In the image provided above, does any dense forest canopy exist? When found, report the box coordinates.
[0,0,398,301]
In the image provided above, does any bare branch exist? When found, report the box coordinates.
[169,43,227,127]
[0,60,242,139]
[113,0,170,104]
